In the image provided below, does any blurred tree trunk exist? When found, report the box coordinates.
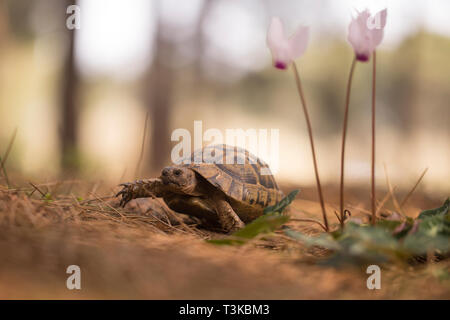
[0,1,9,46]
[146,19,175,171]
[192,0,215,81]
[60,0,79,171]
[146,1,215,172]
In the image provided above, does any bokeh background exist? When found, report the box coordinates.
[0,0,449,196]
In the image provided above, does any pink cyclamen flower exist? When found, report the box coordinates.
[267,17,309,70]
[348,9,387,62]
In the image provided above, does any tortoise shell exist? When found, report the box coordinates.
[183,145,284,214]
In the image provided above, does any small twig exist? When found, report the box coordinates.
[333,210,341,224]
[344,209,351,220]
[28,182,47,198]
[290,218,327,232]
[346,204,371,216]
[400,168,428,208]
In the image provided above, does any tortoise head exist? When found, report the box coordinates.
[160,166,198,194]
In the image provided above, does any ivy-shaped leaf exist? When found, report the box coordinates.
[207,192,299,246]
[207,213,289,246]
[418,198,449,219]
[285,229,341,250]
[263,189,299,214]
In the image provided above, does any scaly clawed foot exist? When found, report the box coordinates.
[116,182,136,207]
[116,180,157,207]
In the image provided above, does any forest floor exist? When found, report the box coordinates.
[0,178,449,299]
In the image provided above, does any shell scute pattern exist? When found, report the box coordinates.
[184,144,283,208]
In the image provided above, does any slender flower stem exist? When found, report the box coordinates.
[371,51,377,225]
[339,57,357,229]
[292,62,329,232]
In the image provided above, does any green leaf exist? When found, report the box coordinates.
[206,238,246,246]
[376,218,415,239]
[284,199,450,265]
[263,189,299,214]
[233,213,289,239]
[206,213,289,246]
[418,214,450,237]
[207,192,298,246]
[402,202,450,256]
[285,229,341,250]
[415,199,450,240]
[375,219,404,232]
[43,193,53,202]
[287,223,412,265]
[418,198,449,219]
[431,267,450,281]
[403,233,450,255]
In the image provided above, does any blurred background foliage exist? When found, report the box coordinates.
[0,0,448,195]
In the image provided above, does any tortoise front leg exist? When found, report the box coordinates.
[116,178,166,207]
[212,195,245,233]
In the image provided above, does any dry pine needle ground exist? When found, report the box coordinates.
[0,181,449,299]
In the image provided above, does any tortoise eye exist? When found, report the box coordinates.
[174,169,182,176]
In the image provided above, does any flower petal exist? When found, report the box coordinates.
[371,9,387,47]
[267,17,293,69]
[377,8,388,29]
[267,17,285,50]
[288,26,309,60]
[347,8,387,62]
[348,14,369,56]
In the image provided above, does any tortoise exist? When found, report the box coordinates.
[116,144,284,233]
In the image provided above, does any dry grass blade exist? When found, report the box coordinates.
[79,195,114,205]
[383,163,404,216]
[147,212,190,234]
[90,192,126,221]
[0,128,18,187]
[156,198,204,235]
[0,177,448,299]
[375,189,395,216]
[400,168,428,208]
[75,204,124,223]
[135,111,149,178]
[119,167,127,184]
